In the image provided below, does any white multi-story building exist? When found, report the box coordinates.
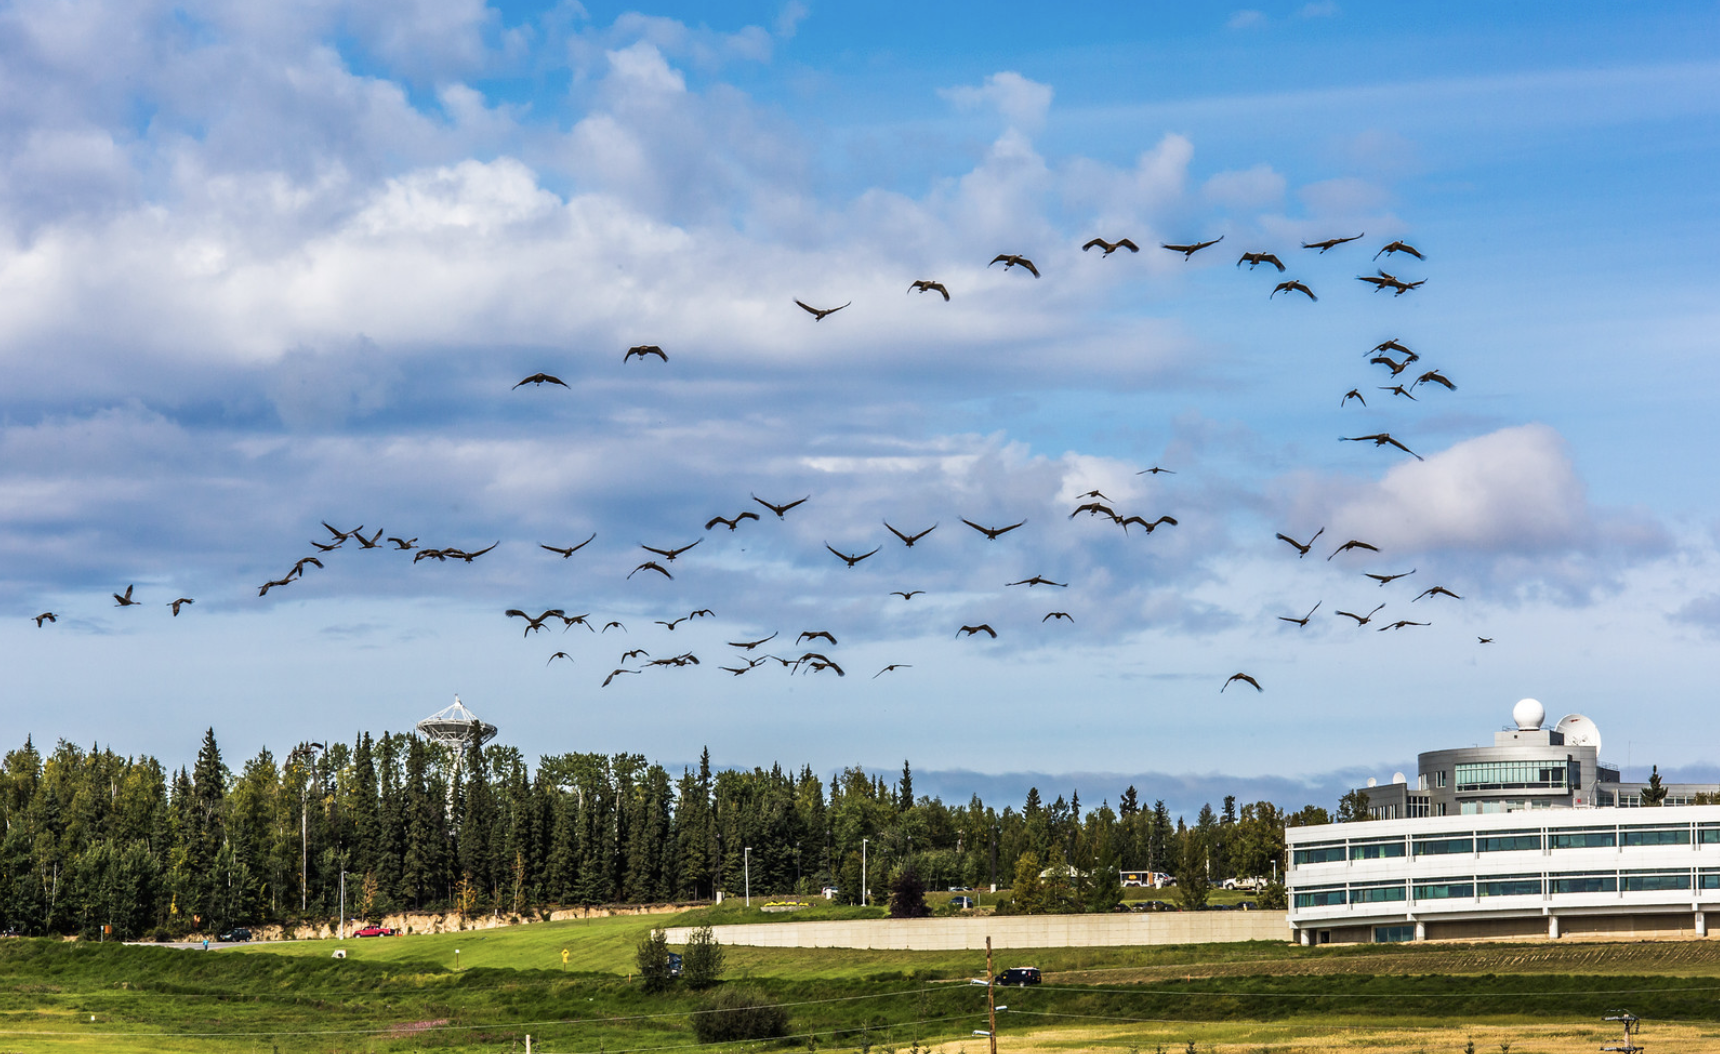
[1286,700,1720,944]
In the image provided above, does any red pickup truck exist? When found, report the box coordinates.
[353,925,396,938]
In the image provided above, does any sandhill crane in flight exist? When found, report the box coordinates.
[1237,251,1286,271]
[1328,539,1380,561]
[1007,576,1067,588]
[795,299,851,321]
[624,345,667,362]
[1412,370,1456,392]
[1302,233,1363,253]
[1365,570,1416,586]
[908,280,950,300]
[727,633,777,651]
[1379,385,1416,401]
[989,254,1040,276]
[1271,280,1317,301]
[1276,527,1325,558]
[1043,611,1074,622]
[1162,236,1223,259]
[874,664,912,678]
[825,544,880,568]
[33,612,56,626]
[1379,619,1430,631]
[961,518,1025,540]
[798,630,837,645]
[1415,586,1463,602]
[641,540,700,562]
[1222,672,1263,693]
[1137,465,1176,475]
[1371,339,1417,358]
[1371,356,1412,377]
[706,512,760,531]
[1375,240,1424,260]
[542,534,596,558]
[753,494,809,518]
[514,373,568,389]
[1341,433,1423,460]
[890,590,925,600]
[1335,604,1386,626]
[168,598,194,616]
[884,522,936,547]
[1083,237,1139,256]
[1278,602,1321,627]
[602,669,639,687]
[629,561,673,580]
[1342,389,1366,407]
[114,585,139,607]
[957,624,997,639]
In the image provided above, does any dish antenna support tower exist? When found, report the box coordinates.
[416,697,498,803]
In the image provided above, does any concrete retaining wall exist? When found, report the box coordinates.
[663,911,1288,950]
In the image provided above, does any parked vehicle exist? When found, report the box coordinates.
[668,952,682,977]
[949,896,975,909]
[353,925,396,938]
[218,927,252,942]
[997,966,1041,986]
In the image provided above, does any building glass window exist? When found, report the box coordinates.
[1293,886,1346,908]
[1293,843,1346,866]
[1455,760,1570,791]
[1412,880,1474,900]
[1622,869,1690,892]
[1621,826,1690,847]
[1479,875,1542,897]
[1478,832,1542,853]
[1699,870,1720,890]
[1549,828,1616,849]
[1350,840,1407,861]
[1413,836,1473,857]
[1699,826,1720,845]
[1374,925,1415,943]
[1350,883,1407,904]
[1550,872,1617,894]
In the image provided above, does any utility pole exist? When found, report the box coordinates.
[986,935,998,1054]
[744,847,752,907]
[339,871,347,940]
[990,824,998,892]
[862,838,869,907]
[1603,1011,1643,1053]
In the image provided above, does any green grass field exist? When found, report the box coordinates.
[6,908,1720,1053]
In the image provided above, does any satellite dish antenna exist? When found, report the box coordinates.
[1392,771,1407,785]
[1554,713,1601,754]
[1367,777,1378,787]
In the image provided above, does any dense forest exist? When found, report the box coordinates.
[0,730,1343,939]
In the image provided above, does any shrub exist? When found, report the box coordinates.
[681,925,725,990]
[635,928,674,993]
[689,985,788,1043]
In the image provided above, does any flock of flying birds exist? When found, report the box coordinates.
[30,229,1481,694]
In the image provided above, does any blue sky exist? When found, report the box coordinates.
[2,1,1717,811]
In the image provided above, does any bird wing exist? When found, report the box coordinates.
[1115,239,1139,252]
[1082,238,1106,251]
[794,299,820,316]
[1017,258,1040,277]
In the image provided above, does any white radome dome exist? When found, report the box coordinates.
[1512,698,1546,731]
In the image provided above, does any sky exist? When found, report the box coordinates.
[3,1,1719,814]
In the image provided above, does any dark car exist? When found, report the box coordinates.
[949,896,976,909]
[997,966,1041,986]
[353,925,396,938]
[668,952,683,978]
[218,927,252,943]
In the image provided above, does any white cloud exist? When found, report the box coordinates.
[1202,164,1286,210]
[940,71,1054,134]
[1299,1,1340,18]
[1227,10,1266,29]
[775,1,809,39]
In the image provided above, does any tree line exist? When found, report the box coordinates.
[0,729,1340,939]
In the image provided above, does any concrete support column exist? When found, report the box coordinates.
[1548,914,1560,939]
[1414,920,1426,942]
[1697,911,1707,937]
[1298,927,1311,946]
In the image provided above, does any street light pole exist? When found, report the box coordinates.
[744,847,752,907]
[862,838,869,907]
[339,871,346,940]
